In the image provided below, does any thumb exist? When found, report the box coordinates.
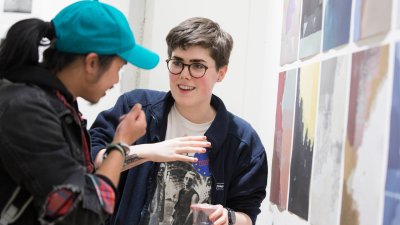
[129,103,143,120]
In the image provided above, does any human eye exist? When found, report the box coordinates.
[191,63,206,70]
[172,60,183,67]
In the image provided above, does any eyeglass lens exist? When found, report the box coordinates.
[167,59,207,78]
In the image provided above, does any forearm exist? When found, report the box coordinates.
[94,136,209,171]
[94,145,150,172]
[94,150,125,186]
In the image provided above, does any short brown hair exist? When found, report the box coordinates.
[166,17,233,69]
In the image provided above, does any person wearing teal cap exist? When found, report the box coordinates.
[0,1,206,225]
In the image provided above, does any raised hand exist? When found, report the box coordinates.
[113,103,147,144]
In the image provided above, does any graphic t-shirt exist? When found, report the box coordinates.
[143,104,213,225]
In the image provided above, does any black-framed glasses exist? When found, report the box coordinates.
[166,59,208,78]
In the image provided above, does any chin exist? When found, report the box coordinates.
[88,100,100,105]
[88,96,101,105]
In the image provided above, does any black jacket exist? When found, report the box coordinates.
[0,66,115,225]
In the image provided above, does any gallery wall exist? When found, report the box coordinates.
[0,2,276,225]
[270,0,400,225]
[2,0,399,225]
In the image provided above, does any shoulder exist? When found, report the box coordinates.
[211,95,265,155]
[119,89,167,107]
[212,94,260,141]
[228,113,262,144]
[223,111,266,159]
[0,82,52,107]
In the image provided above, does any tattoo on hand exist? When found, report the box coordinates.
[125,154,143,165]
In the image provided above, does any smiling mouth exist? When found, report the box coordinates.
[178,84,195,91]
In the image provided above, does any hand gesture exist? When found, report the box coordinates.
[126,135,210,167]
[146,135,210,162]
[113,103,146,144]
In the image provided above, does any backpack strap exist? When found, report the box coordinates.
[0,186,33,225]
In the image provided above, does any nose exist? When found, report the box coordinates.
[179,65,191,79]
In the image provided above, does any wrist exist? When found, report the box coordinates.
[103,142,130,165]
[226,207,236,225]
[129,144,151,161]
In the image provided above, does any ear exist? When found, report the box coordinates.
[216,65,228,82]
[84,53,100,81]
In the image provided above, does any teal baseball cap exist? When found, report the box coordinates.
[52,0,159,70]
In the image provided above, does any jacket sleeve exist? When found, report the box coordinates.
[0,89,115,225]
[89,93,133,158]
[227,132,268,225]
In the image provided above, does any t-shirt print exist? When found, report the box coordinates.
[144,158,211,225]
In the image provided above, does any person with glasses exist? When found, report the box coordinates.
[89,17,268,225]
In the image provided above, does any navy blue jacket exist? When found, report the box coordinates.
[90,89,268,225]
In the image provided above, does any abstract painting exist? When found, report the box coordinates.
[270,69,297,210]
[383,43,400,225]
[280,0,302,65]
[299,0,323,59]
[341,45,390,225]
[309,55,350,225]
[288,62,319,220]
[353,0,391,41]
[323,0,352,51]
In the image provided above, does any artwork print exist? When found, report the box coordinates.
[299,0,323,59]
[323,0,351,51]
[288,62,319,220]
[353,0,391,41]
[270,69,297,210]
[382,42,400,225]
[309,55,350,225]
[341,45,390,225]
[3,0,32,13]
[280,0,301,65]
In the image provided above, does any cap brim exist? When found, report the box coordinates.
[119,44,159,70]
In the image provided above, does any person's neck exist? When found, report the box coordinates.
[174,102,216,124]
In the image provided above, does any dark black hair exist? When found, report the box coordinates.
[0,18,50,76]
[0,18,115,78]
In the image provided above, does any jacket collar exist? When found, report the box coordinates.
[205,95,230,152]
[148,91,230,152]
[5,65,74,103]
[146,92,174,142]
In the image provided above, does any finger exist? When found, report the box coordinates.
[212,216,228,225]
[178,135,207,141]
[209,206,226,224]
[177,141,211,148]
[132,103,142,111]
[174,155,199,163]
[137,110,146,121]
[176,147,207,154]
[126,103,142,120]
